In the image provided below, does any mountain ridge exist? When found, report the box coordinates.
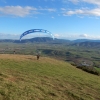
[0,37,100,43]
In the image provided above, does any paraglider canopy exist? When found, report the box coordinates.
[20,29,54,41]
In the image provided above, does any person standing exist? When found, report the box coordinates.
[37,54,40,60]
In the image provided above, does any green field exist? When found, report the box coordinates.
[0,54,100,100]
[1,42,100,68]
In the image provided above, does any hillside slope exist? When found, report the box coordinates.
[0,54,100,100]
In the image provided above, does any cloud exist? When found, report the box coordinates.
[74,34,100,39]
[0,6,57,17]
[61,0,100,17]
[83,0,100,6]
[39,7,56,12]
[46,8,56,12]
[79,34,88,37]
[54,34,60,38]
[69,0,79,4]
[0,33,100,40]
[0,1,100,18]
[53,33,100,40]
[63,8,100,17]
[0,33,20,39]
[79,34,100,39]
[0,6,38,17]
[68,0,100,5]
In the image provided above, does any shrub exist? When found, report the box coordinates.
[76,66,100,76]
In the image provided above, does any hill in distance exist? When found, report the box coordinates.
[0,37,70,43]
[1,37,100,47]
[0,54,100,100]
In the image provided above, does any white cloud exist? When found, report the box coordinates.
[0,33,100,40]
[54,34,60,38]
[63,8,100,17]
[79,34,88,37]
[0,1,100,18]
[81,34,100,39]
[68,0,100,5]
[0,6,37,17]
[53,33,100,40]
[83,0,100,6]
[0,33,20,39]
[75,34,100,39]
[39,7,56,12]
[69,0,79,4]
[0,6,57,17]
[61,0,100,17]
[46,8,56,12]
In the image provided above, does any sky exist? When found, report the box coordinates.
[0,0,100,40]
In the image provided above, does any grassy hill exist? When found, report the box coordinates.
[0,54,100,100]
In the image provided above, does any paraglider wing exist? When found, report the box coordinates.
[20,29,54,41]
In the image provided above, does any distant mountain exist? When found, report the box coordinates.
[72,41,100,48]
[0,39,15,42]
[18,37,71,43]
[73,39,90,43]
[73,39,100,43]
[0,38,100,46]
[0,37,54,43]
[0,37,71,43]
[15,37,54,43]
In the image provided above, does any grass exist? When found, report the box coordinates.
[0,54,100,100]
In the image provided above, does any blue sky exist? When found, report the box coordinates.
[0,0,100,40]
